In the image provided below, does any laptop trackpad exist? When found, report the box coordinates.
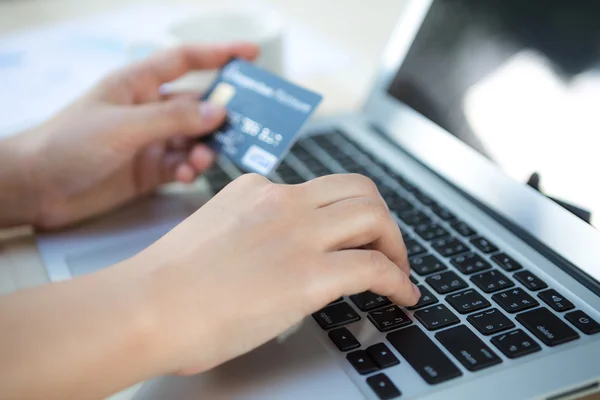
[134,322,365,400]
[65,231,165,277]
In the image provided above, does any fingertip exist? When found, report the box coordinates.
[189,144,216,171]
[175,163,196,183]
[227,42,261,61]
[198,102,227,127]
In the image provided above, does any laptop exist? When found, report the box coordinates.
[38,0,600,399]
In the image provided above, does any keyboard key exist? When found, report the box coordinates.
[398,209,431,226]
[426,271,468,294]
[514,271,548,291]
[407,285,438,310]
[367,343,400,369]
[410,254,447,276]
[432,237,469,258]
[491,329,541,359]
[471,270,514,293]
[451,253,491,275]
[413,190,436,206]
[414,223,449,241]
[367,374,401,400]
[435,325,502,371]
[312,302,361,329]
[387,326,462,385]
[446,289,491,314]
[368,305,413,332]
[565,310,600,335]
[537,289,574,312]
[430,204,456,221]
[468,308,515,335]
[414,304,460,331]
[492,288,539,313]
[382,193,414,213]
[404,239,427,257]
[517,307,579,346]
[350,291,392,312]
[491,253,523,272]
[329,297,344,305]
[410,275,418,284]
[347,350,379,375]
[328,327,360,351]
[470,236,498,254]
[450,220,476,237]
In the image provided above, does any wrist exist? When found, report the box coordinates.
[0,133,40,228]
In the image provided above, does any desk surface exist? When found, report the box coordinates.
[1,1,599,400]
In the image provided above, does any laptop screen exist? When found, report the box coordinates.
[387,0,600,225]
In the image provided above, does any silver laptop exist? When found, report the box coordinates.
[38,0,600,399]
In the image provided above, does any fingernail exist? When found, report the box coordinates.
[198,102,224,120]
[413,283,421,300]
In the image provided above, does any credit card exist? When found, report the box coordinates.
[202,58,323,176]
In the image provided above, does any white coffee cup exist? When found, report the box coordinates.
[130,9,284,91]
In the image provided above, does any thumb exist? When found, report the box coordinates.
[125,99,226,146]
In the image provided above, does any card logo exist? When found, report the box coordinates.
[241,145,278,175]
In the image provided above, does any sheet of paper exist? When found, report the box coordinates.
[0,3,352,138]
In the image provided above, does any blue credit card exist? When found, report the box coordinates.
[202,58,323,176]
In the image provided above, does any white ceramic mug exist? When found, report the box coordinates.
[130,9,284,91]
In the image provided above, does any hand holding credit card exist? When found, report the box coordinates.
[202,58,323,176]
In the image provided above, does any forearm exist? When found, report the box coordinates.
[0,260,168,400]
[0,135,37,228]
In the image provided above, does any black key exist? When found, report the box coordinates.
[410,254,447,276]
[387,326,462,385]
[410,275,418,284]
[367,343,400,369]
[350,291,392,312]
[492,288,539,313]
[537,289,575,312]
[468,308,515,335]
[517,307,580,346]
[413,190,436,206]
[471,270,514,293]
[450,220,476,237]
[404,239,427,257]
[347,350,379,375]
[382,192,413,213]
[491,329,541,359]
[414,304,460,331]
[514,271,548,291]
[426,271,468,294]
[328,327,360,351]
[312,302,360,329]
[470,236,498,254]
[398,209,431,226]
[446,289,491,314]
[407,285,438,310]
[565,310,600,335]
[279,171,306,184]
[329,297,344,305]
[436,325,502,371]
[491,253,523,272]
[367,374,401,400]
[430,204,456,221]
[432,237,469,258]
[451,253,491,275]
[368,305,413,332]
[414,223,449,241]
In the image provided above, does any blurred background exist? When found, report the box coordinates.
[0,0,599,227]
[0,0,407,135]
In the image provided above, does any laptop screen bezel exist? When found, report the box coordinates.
[362,0,600,287]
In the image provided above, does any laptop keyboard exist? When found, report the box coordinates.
[204,129,600,399]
